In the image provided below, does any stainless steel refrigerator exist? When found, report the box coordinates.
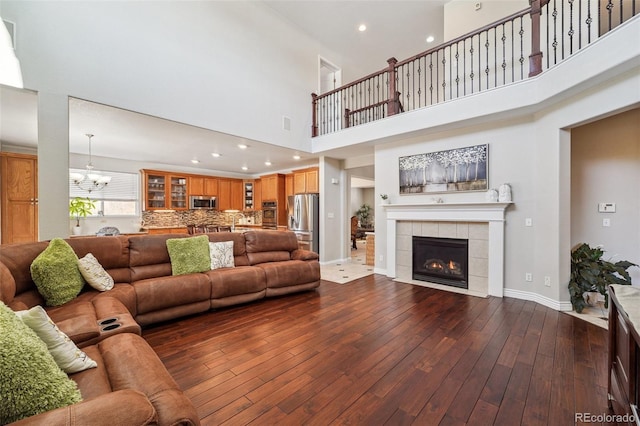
[287,194,319,253]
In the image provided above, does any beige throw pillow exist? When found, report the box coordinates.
[16,306,97,374]
[209,241,235,270]
[78,253,114,291]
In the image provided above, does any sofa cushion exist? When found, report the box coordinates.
[30,238,85,306]
[16,305,97,374]
[78,253,115,291]
[129,234,182,282]
[66,236,131,284]
[257,259,321,289]
[166,235,211,276]
[96,333,199,425]
[209,241,235,270]
[207,233,250,266]
[133,274,211,315]
[0,302,82,423]
[207,265,266,299]
[244,230,298,265]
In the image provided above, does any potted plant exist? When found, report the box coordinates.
[568,243,637,313]
[380,194,389,204]
[69,197,96,235]
[356,204,372,228]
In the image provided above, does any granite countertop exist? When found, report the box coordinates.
[611,284,640,333]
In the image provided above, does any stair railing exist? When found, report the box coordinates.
[311,0,638,137]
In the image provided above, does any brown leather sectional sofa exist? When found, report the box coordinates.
[0,230,320,425]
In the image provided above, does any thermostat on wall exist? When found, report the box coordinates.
[598,203,616,213]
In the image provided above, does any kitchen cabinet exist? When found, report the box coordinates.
[244,180,256,211]
[285,174,294,199]
[608,285,640,423]
[189,176,218,197]
[293,167,319,194]
[204,178,218,196]
[261,173,286,202]
[1,153,38,243]
[190,177,204,195]
[305,168,319,193]
[142,170,188,210]
[147,227,187,235]
[253,179,262,210]
[218,178,243,211]
[260,173,287,226]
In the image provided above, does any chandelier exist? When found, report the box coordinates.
[70,133,111,193]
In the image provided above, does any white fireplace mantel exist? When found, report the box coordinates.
[383,202,512,297]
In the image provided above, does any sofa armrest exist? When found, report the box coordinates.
[10,389,157,426]
[291,249,319,261]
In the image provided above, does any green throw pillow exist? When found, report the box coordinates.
[166,235,211,276]
[0,302,82,424]
[30,238,85,306]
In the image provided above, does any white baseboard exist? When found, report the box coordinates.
[374,267,387,275]
[503,288,573,311]
[319,258,349,266]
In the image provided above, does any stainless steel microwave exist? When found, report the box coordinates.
[190,196,217,210]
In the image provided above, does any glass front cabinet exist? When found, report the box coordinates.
[143,170,188,210]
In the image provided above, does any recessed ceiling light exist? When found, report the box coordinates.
[358,24,367,32]
[265,161,272,166]
[211,153,221,158]
[293,155,301,160]
[426,36,435,43]
[191,159,200,164]
[241,166,248,171]
[238,144,248,149]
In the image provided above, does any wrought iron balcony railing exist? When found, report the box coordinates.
[311,0,638,137]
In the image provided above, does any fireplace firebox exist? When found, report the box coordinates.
[412,236,469,289]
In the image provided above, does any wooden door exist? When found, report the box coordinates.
[218,179,232,211]
[293,172,306,194]
[305,168,319,193]
[254,179,262,209]
[190,176,204,195]
[285,174,294,198]
[230,180,244,210]
[204,178,218,196]
[1,153,38,243]
[168,175,188,209]
[262,175,276,201]
[144,171,168,210]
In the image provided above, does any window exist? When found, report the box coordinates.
[69,169,139,216]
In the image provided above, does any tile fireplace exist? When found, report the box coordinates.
[383,202,511,297]
[412,236,469,289]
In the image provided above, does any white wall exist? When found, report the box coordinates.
[571,109,640,283]
[319,156,346,263]
[1,1,360,238]
[444,0,529,40]
[373,64,639,309]
[0,1,354,152]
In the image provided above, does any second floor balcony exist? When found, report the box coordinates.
[311,0,639,138]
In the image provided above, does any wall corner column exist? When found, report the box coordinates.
[37,92,69,240]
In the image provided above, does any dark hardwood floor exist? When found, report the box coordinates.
[143,275,614,425]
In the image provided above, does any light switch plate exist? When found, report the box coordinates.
[598,203,616,213]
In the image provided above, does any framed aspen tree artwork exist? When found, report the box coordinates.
[399,144,488,194]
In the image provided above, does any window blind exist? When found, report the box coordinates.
[69,169,139,201]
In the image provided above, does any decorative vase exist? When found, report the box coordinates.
[72,225,82,236]
[498,183,512,202]
[485,189,498,202]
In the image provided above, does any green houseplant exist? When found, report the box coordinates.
[69,197,95,234]
[356,204,372,228]
[568,243,637,313]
